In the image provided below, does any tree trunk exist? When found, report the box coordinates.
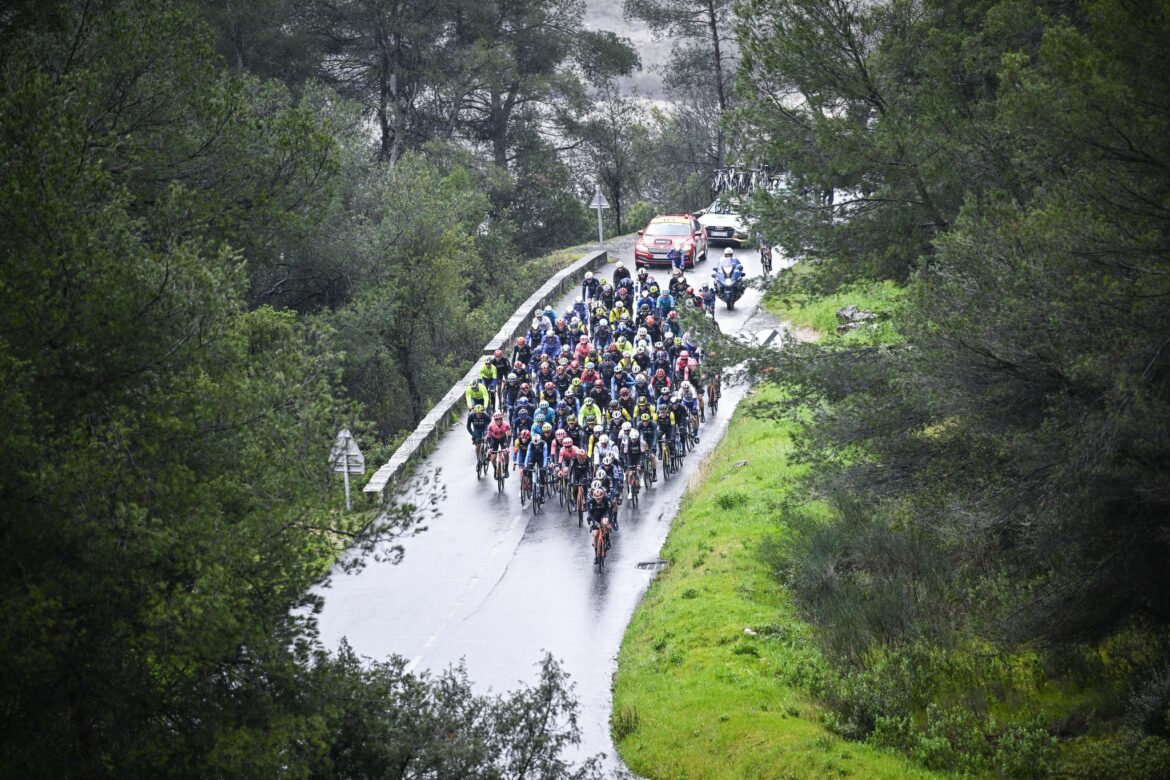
[705,0,727,166]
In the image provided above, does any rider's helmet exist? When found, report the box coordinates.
[679,350,689,359]
[538,400,550,410]
[585,271,594,280]
[619,387,631,398]
[556,318,566,328]
[681,380,691,390]
[520,382,530,392]
[585,361,596,370]
[555,428,566,439]
[593,425,604,435]
[531,317,541,329]
[493,349,504,359]
[593,379,604,388]
[674,336,684,346]
[603,455,614,466]
[671,394,680,403]
[614,300,625,311]
[520,429,532,440]
[668,310,679,320]
[630,429,640,441]
[555,365,566,376]
[640,412,651,422]
[599,434,609,444]
[723,247,734,257]
[542,423,553,432]
[654,368,666,379]
[622,421,632,431]
[637,267,648,278]
[579,335,589,345]
[492,411,503,421]
[576,449,588,460]
[517,397,530,407]
[571,377,582,387]
[616,261,624,270]
[543,381,555,392]
[592,487,606,499]
[533,410,546,424]
[506,372,518,383]
[576,295,584,304]
[474,404,484,413]
[646,316,656,327]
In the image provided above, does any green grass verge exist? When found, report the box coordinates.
[765,264,904,342]
[611,385,944,779]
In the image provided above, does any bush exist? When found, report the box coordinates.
[1058,733,1170,779]
[624,201,656,233]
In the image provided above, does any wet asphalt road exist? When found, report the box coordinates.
[315,241,794,775]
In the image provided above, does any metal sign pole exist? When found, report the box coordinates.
[342,436,351,511]
[596,190,604,247]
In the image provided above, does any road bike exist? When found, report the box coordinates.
[519,466,532,506]
[570,479,586,527]
[531,466,545,515]
[491,447,508,494]
[669,431,685,473]
[554,467,569,508]
[591,518,611,568]
[474,438,489,479]
[626,462,641,507]
[707,372,721,414]
[658,436,673,479]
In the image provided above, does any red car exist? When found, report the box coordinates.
[634,214,709,269]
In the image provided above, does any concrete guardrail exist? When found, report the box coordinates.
[363,248,611,502]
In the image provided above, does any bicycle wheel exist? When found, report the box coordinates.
[520,471,531,505]
[531,473,542,515]
[577,489,585,527]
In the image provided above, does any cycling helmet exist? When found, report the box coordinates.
[592,487,606,499]
[538,400,550,409]
[681,380,692,389]
[555,428,566,438]
[595,468,606,479]
[544,381,555,391]
[680,350,689,358]
[507,372,518,382]
[603,455,614,465]
[473,404,484,413]
[533,410,546,423]
[671,394,680,403]
[629,429,640,440]
[576,449,588,460]
[593,425,604,434]
[622,421,632,431]
[585,361,596,369]
[576,295,584,303]
[593,379,604,388]
[655,368,666,379]
[542,423,553,432]
[616,261,624,269]
[599,434,609,444]
[668,310,679,319]
[724,247,734,256]
[493,349,503,359]
[640,413,651,422]
[520,429,532,439]
[645,316,656,326]
[619,387,631,397]
[585,271,594,280]
[531,317,541,329]
[520,382,530,392]
[571,377,582,387]
[517,397,530,407]
[579,335,589,344]
[492,411,503,420]
[611,411,623,421]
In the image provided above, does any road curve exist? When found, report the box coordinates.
[315,243,792,775]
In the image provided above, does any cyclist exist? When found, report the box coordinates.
[664,309,683,340]
[465,378,491,411]
[501,373,521,418]
[613,260,632,286]
[701,283,716,316]
[577,396,602,427]
[523,426,552,494]
[599,280,615,309]
[655,289,675,321]
[512,336,532,369]
[582,270,601,305]
[671,393,695,445]
[538,330,562,361]
[569,449,594,509]
[657,404,677,462]
[669,268,688,299]
[563,414,584,447]
[485,412,512,476]
[623,428,645,497]
[667,246,684,272]
[512,428,534,473]
[679,379,701,424]
[593,433,617,465]
[600,454,624,513]
[587,485,615,558]
[636,411,659,481]
[466,403,491,461]
[512,398,534,433]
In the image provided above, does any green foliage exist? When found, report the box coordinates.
[0,2,605,775]
[625,200,657,232]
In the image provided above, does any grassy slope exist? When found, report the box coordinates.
[612,386,941,779]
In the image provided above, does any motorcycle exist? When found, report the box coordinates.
[712,262,746,310]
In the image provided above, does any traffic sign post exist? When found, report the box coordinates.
[589,187,609,248]
[329,428,365,510]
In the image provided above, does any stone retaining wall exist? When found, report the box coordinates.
[363,248,611,502]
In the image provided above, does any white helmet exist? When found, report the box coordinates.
[622,421,632,431]
[629,429,640,441]
[723,247,734,257]
[599,434,609,444]
[603,454,614,465]
[681,380,691,389]
[585,271,594,280]
[576,295,584,303]
[616,261,624,269]
[531,317,541,329]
